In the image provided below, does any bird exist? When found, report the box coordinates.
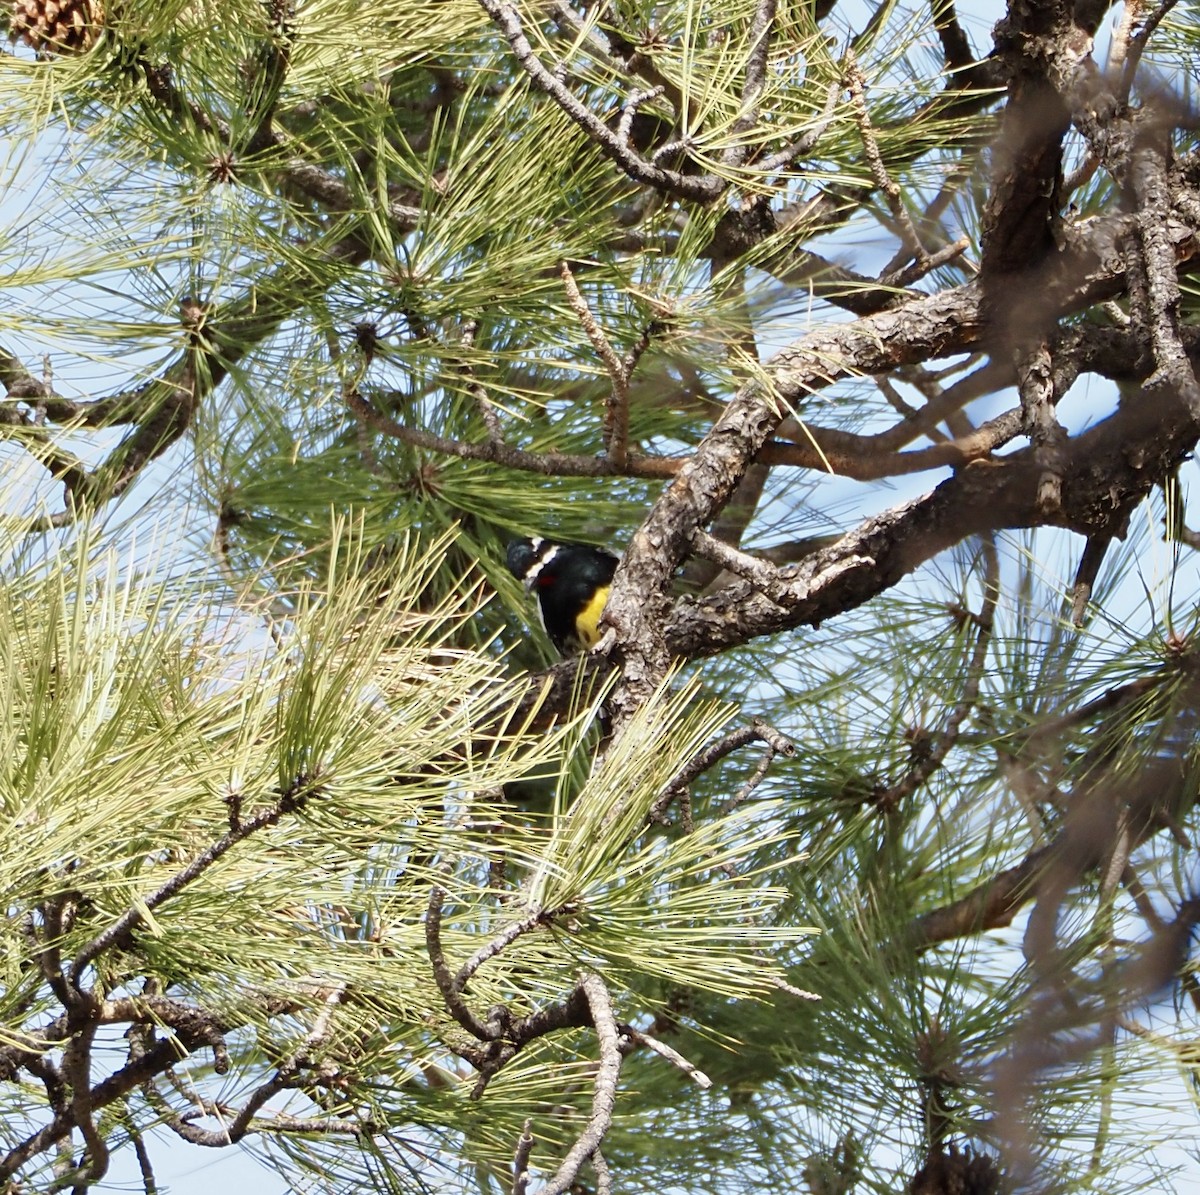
[505,536,619,656]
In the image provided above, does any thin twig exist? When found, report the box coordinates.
[591,1146,613,1195]
[1020,674,1165,746]
[325,326,381,474]
[1119,0,1177,102]
[560,261,631,467]
[141,55,423,232]
[243,0,296,154]
[5,227,367,526]
[616,87,664,146]
[1070,531,1114,625]
[620,320,659,390]
[873,375,946,438]
[762,381,1024,480]
[0,399,93,495]
[772,975,821,1001]
[144,986,349,1149]
[217,983,348,1144]
[453,910,549,995]
[882,235,971,289]
[722,0,777,170]
[100,996,230,1074]
[476,0,723,201]
[345,387,679,479]
[158,1097,369,1146]
[929,0,974,71]
[426,886,497,1041]
[35,894,89,1013]
[129,1126,157,1195]
[845,50,927,270]
[71,782,313,980]
[55,1023,107,1190]
[720,744,777,814]
[25,1054,67,1119]
[1100,813,1133,900]
[754,79,841,174]
[538,975,622,1195]
[689,530,798,605]
[1107,0,1145,82]
[1,1021,249,1181]
[879,535,998,808]
[544,3,682,112]
[650,717,793,824]
[512,1120,535,1195]
[907,842,1053,949]
[457,319,504,445]
[618,1024,713,1088]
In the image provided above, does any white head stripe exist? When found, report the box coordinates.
[522,542,560,588]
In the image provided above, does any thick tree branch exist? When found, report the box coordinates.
[607,202,1200,719]
[980,2,1082,280]
[666,377,1200,657]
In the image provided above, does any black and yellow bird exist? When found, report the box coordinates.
[506,537,619,656]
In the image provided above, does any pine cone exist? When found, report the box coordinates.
[910,1145,1002,1195]
[10,0,103,54]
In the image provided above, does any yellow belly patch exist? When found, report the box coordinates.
[575,584,610,648]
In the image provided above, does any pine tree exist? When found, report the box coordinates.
[2,0,1199,1192]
